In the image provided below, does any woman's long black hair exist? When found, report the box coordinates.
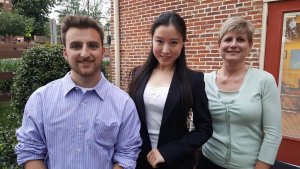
[129,11,192,114]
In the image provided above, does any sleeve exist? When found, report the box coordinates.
[258,73,282,165]
[158,71,213,165]
[113,99,142,169]
[15,91,47,166]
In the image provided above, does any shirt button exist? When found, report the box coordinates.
[77,148,81,152]
[78,125,82,129]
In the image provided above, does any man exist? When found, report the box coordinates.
[15,15,142,169]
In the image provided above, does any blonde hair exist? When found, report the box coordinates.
[218,17,255,45]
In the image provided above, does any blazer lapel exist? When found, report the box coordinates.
[136,78,148,125]
[160,72,180,127]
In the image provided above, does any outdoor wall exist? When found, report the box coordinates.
[110,0,264,90]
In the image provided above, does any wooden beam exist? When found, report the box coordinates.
[0,51,23,58]
[0,72,15,80]
[0,93,10,102]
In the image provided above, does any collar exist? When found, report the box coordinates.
[62,72,109,100]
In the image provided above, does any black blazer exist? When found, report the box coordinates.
[133,69,213,169]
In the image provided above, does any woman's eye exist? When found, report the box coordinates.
[237,38,246,42]
[223,38,232,42]
[155,40,163,44]
[171,41,178,45]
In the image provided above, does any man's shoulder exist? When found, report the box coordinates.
[32,78,64,96]
[105,82,131,99]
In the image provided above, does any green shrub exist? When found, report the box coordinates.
[0,101,20,168]
[0,59,20,93]
[101,60,110,81]
[0,59,20,72]
[11,44,70,115]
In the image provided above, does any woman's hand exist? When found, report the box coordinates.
[147,149,165,168]
[255,160,271,169]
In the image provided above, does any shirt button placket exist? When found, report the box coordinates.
[225,107,231,167]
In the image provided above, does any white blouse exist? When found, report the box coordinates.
[143,82,170,148]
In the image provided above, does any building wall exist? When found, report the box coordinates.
[110,0,264,90]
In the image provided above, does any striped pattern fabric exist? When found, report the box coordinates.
[15,73,142,169]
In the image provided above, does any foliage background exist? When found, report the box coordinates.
[0,11,34,41]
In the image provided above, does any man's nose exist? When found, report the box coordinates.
[80,46,90,57]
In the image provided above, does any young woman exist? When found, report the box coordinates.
[197,17,282,169]
[129,11,212,169]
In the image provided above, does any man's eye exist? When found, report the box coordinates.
[89,44,99,49]
[70,44,81,49]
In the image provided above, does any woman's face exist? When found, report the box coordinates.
[152,24,184,68]
[219,31,252,64]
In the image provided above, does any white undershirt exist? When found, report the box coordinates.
[143,82,170,148]
[77,86,93,93]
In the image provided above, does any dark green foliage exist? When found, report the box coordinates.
[0,109,21,168]
[0,11,34,38]
[0,59,20,93]
[13,0,55,36]
[101,60,110,81]
[11,44,70,115]
[55,0,110,21]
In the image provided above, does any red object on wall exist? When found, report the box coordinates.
[265,0,300,166]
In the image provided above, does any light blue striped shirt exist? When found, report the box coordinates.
[15,73,142,169]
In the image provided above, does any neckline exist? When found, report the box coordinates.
[215,66,249,92]
[213,67,251,106]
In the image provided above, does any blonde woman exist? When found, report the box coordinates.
[197,17,282,169]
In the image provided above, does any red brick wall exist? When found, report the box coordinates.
[110,0,263,90]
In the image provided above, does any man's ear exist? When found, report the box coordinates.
[63,48,68,60]
[101,47,105,59]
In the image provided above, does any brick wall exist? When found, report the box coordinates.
[110,0,264,90]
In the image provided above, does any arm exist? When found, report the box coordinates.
[113,163,124,169]
[158,72,213,164]
[24,160,47,169]
[15,92,47,166]
[113,100,142,169]
[258,73,282,165]
[255,160,271,169]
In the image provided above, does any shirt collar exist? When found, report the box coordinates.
[62,72,109,100]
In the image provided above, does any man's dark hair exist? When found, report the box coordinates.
[61,15,104,46]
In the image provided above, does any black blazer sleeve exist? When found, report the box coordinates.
[158,71,213,165]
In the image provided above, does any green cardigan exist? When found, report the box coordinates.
[202,67,282,169]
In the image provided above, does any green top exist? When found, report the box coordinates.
[202,67,282,169]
